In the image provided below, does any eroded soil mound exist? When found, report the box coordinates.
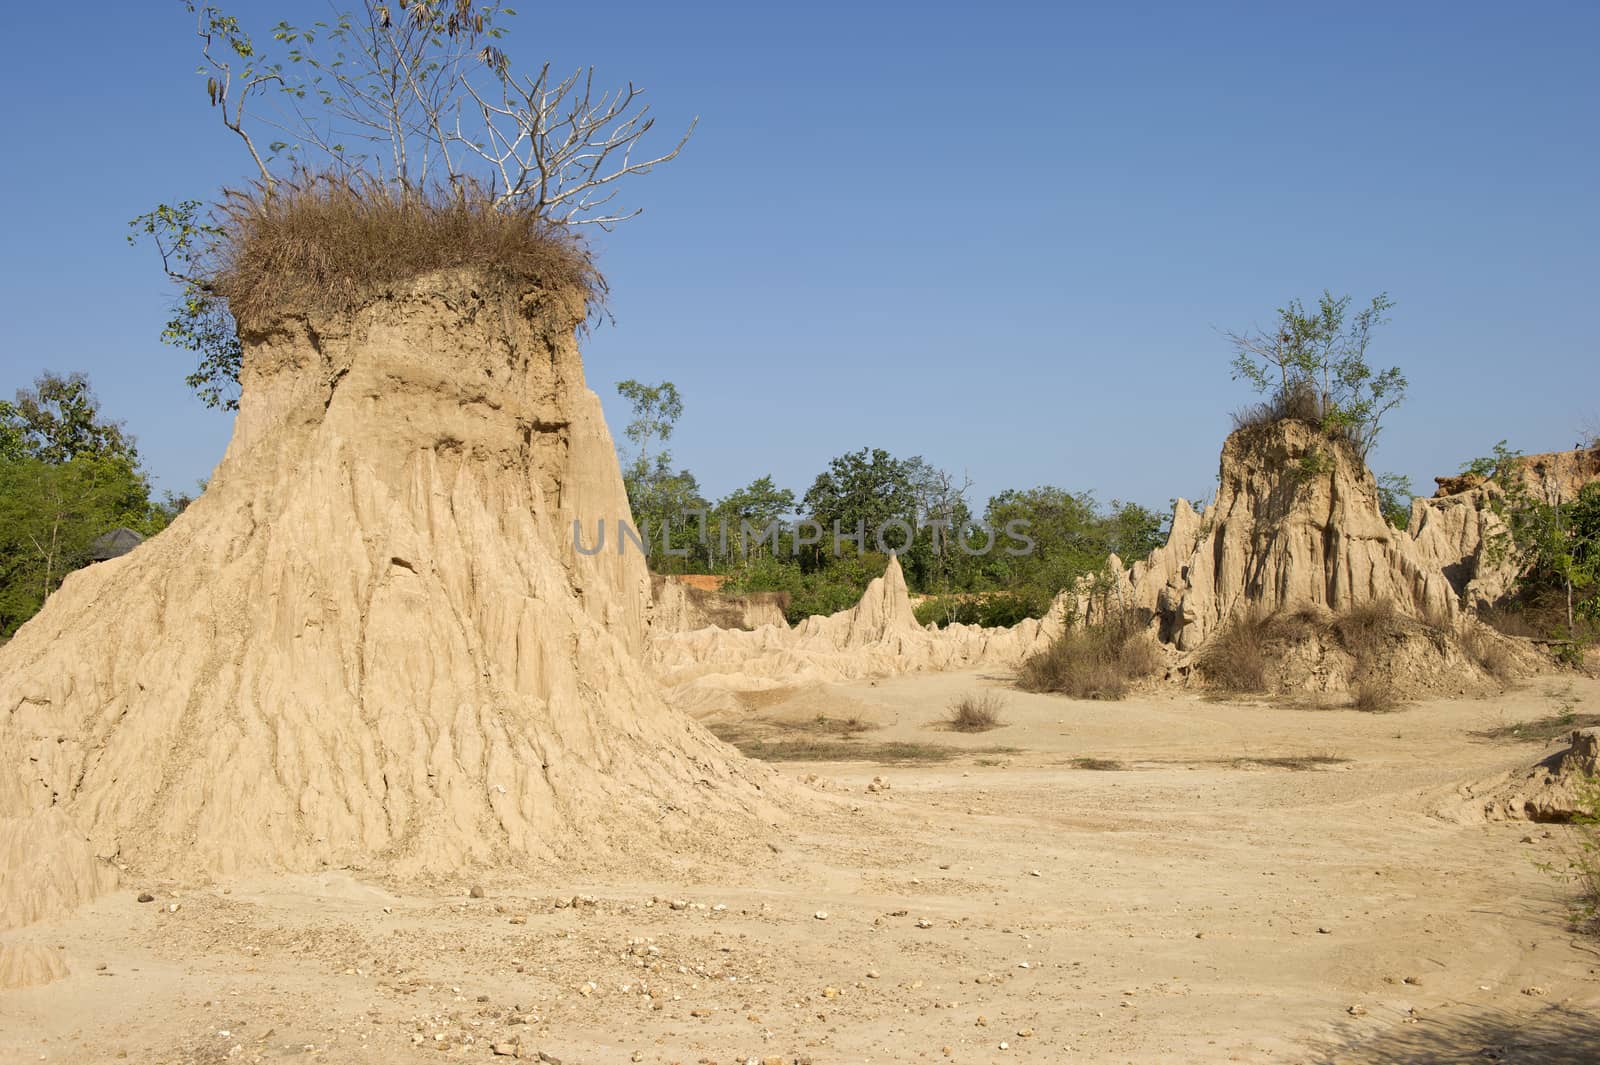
[0,273,779,982]
[1464,727,1600,822]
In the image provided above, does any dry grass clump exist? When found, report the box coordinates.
[1349,677,1399,712]
[213,173,600,326]
[1230,378,1329,433]
[1229,379,1363,454]
[1200,601,1408,707]
[1196,610,1273,692]
[944,691,1009,732]
[1331,599,1396,659]
[1017,613,1161,700]
[1459,621,1517,682]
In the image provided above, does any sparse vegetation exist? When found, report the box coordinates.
[1349,677,1400,712]
[1458,621,1518,682]
[1196,610,1274,692]
[708,719,1014,765]
[212,174,600,328]
[944,691,1008,732]
[1198,601,1417,709]
[1331,600,1396,660]
[804,714,875,737]
[1068,757,1128,771]
[1227,292,1406,461]
[1231,754,1351,771]
[1017,612,1161,700]
[1460,442,1600,659]
[1543,774,1600,935]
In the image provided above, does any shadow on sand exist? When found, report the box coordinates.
[1318,1002,1600,1064]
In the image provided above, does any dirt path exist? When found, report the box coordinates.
[5,673,1598,1064]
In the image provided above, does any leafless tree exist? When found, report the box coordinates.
[457,64,696,226]
[185,1,693,227]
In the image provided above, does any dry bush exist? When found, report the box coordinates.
[1196,611,1274,692]
[1331,599,1397,659]
[1329,602,1405,710]
[1460,622,1517,682]
[1350,676,1400,712]
[945,691,1008,732]
[1230,378,1328,433]
[213,173,600,327]
[1017,613,1161,700]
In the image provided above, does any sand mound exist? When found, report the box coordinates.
[1461,728,1600,823]
[0,272,777,984]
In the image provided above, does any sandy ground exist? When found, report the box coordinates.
[4,671,1599,1065]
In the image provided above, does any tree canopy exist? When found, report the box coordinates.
[0,373,172,637]
[1228,291,1406,461]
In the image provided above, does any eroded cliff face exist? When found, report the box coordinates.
[0,273,778,981]
[1411,444,1600,612]
[1096,420,1458,652]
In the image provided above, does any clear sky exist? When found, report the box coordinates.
[1,1,1596,515]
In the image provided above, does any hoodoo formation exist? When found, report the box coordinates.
[0,273,779,983]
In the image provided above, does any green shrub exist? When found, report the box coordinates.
[916,591,1044,629]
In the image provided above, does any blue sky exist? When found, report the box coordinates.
[1,1,1596,515]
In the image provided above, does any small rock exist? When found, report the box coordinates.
[1347,1005,1368,1017]
[491,1045,517,1057]
[814,911,829,921]
[136,893,154,904]
[1523,986,1547,997]
[470,885,486,899]
[1317,927,1332,935]
[916,918,933,929]
[1402,975,1422,986]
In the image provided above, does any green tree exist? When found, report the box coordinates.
[1464,442,1600,650]
[1228,291,1406,461]
[713,475,797,562]
[0,373,169,636]
[1377,472,1415,530]
[801,447,917,563]
[613,379,706,570]
[1,372,139,464]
